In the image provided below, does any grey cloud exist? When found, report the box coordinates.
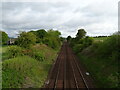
[1,0,118,37]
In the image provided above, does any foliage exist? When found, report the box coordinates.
[71,30,93,53]
[67,36,72,42]
[30,29,47,43]
[60,37,65,42]
[36,29,47,39]
[2,44,58,88]
[78,53,118,88]
[7,46,23,58]
[73,44,84,53]
[29,29,62,49]
[77,35,119,88]
[43,30,61,49]
[16,32,36,48]
[69,29,119,88]
[47,29,61,37]
[2,69,24,88]
[2,56,44,88]
[76,29,86,40]
[81,36,93,47]
[2,28,62,88]
[95,35,120,59]
[23,49,45,62]
[0,31,8,45]
[73,36,93,53]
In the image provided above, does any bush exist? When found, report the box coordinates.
[72,36,93,53]
[23,49,45,61]
[31,52,45,61]
[79,36,93,47]
[95,35,120,59]
[43,37,60,49]
[7,46,23,58]
[0,31,9,45]
[73,44,84,53]
[16,32,36,48]
[83,36,93,47]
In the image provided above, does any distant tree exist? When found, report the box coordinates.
[67,36,72,42]
[0,31,8,45]
[76,29,86,40]
[17,32,36,48]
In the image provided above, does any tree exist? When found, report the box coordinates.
[47,29,61,37]
[76,29,86,40]
[29,29,47,43]
[43,29,61,49]
[67,36,72,42]
[0,31,8,45]
[16,32,36,48]
[36,29,47,39]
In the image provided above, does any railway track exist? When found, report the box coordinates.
[44,42,94,89]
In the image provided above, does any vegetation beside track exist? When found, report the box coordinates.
[68,29,119,88]
[1,29,63,88]
[2,44,59,88]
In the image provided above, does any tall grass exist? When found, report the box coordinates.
[2,44,58,88]
[2,56,44,88]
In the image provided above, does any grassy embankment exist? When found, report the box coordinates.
[2,44,60,88]
[73,35,119,88]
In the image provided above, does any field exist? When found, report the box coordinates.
[93,37,109,42]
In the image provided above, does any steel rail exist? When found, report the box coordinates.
[53,44,64,89]
[71,48,89,89]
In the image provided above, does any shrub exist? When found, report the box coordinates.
[73,44,84,53]
[32,52,45,61]
[95,35,120,59]
[83,36,93,47]
[89,42,101,53]
[0,31,8,45]
[16,32,36,48]
[43,37,60,49]
[23,49,45,62]
[79,36,93,47]
[7,46,23,58]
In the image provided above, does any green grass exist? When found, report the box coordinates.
[3,56,44,88]
[1,45,12,60]
[72,35,119,88]
[93,37,109,42]
[2,44,58,88]
[78,53,118,88]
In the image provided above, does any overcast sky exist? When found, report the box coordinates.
[0,0,119,37]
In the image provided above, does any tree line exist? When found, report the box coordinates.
[1,29,63,49]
